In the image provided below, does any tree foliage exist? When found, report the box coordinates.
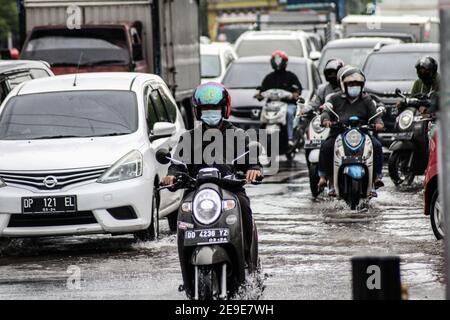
[0,0,18,41]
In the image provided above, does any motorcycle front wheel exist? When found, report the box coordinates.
[308,163,320,198]
[388,151,415,186]
[349,178,361,210]
[197,266,219,300]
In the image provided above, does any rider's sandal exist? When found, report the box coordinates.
[370,189,378,198]
[374,180,385,190]
[317,180,327,193]
[328,187,337,197]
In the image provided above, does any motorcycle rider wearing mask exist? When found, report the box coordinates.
[255,50,303,146]
[305,59,345,113]
[411,56,440,114]
[318,67,385,197]
[161,82,262,265]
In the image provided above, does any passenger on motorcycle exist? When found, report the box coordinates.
[305,59,345,113]
[318,67,385,197]
[161,82,262,264]
[255,50,303,147]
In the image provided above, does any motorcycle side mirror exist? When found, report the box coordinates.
[156,149,171,165]
[376,106,386,115]
[394,88,404,97]
[297,97,305,104]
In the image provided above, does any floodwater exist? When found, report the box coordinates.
[0,154,445,300]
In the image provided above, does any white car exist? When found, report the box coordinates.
[234,30,321,61]
[200,43,237,84]
[0,72,185,239]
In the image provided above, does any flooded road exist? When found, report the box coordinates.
[0,153,445,300]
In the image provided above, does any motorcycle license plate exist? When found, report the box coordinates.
[305,139,322,148]
[184,228,230,246]
[393,132,413,140]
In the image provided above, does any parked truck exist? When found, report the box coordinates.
[342,15,440,43]
[17,0,201,128]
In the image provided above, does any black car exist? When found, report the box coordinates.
[221,56,322,130]
[0,60,54,104]
[318,37,402,78]
[362,43,440,148]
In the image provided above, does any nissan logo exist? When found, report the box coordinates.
[43,176,58,188]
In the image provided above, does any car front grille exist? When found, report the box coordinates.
[231,106,262,119]
[8,211,97,228]
[0,166,110,190]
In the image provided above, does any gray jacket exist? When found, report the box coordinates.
[307,83,341,112]
[321,92,383,135]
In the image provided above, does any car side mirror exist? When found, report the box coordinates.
[150,122,176,142]
[309,51,321,61]
[156,148,171,165]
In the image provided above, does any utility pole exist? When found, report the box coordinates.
[438,0,450,300]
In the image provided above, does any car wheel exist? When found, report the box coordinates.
[430,190,444,240]
[134,188,160,241]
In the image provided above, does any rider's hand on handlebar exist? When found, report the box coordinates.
[323,120,332,128]
[375,123,384,132]
[246,170,262,183]
[419,106,428,114]
[254,92,263,101]
[161,176,176,186]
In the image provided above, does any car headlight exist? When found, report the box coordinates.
[97,150,143,184]
[398,110,414,130]
[345,129,363,148]
[193,189,221,225]
[312,116,325,133]
[0,178,6,188]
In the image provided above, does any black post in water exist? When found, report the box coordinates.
[352,255,402,300]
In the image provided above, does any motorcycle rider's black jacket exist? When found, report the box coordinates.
[321,92,384,136]
[168,121,262,192]
[261,69,303,103]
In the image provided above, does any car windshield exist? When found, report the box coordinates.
[0,90,138,140]
[217,24,252,43]
[201,54,222,78]
[364,52,440,81]
[236,39,304,57]
[318,47,374,73]
[222,61,309,90]
[21,28,130,66]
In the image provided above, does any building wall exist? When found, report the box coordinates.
[377,0,438,17]
[207,0,280,40]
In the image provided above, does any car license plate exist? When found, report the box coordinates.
[22,195,77,214]
[184,228,230,246]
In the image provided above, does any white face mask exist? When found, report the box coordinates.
[347,86,362,98]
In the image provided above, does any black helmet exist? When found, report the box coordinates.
[324,59,344,86]
[415,56,438,84]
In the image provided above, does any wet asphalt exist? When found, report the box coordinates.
[0,153,445,300]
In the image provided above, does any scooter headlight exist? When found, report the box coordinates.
[345,129,363,148]
[398,110,414,130]
[193,189,221,225]
[312,116,325,133]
